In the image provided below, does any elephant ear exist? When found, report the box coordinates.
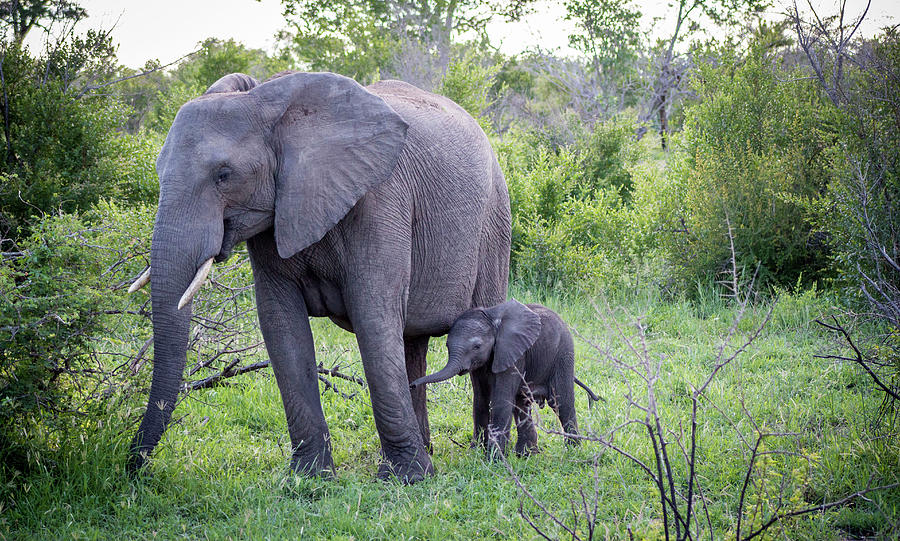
[205,73,259,94]
[486,300,542,374]
[250,72,408,259]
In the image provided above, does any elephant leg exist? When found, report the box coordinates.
[514,393,539,456]
[253,270,333,476]
[486,375,520,459]
[353,306,433,483]
[404,336,431,452]
[552,383,580,447]
[470,373,491,449]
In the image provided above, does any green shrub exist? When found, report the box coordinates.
[660,45,836,290]
[0,203,153,475]
[806,30,900,318]
[497,126,644,292]
[440,51,501,131]
[142,80,206,134]
[578,118,635,199]
[0,44,159,241]
[0,201,262,487]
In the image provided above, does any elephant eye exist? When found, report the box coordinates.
[473,344,481,350]
[215,167,231,184]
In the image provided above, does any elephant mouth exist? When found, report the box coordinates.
[214,245,233,263]
[215,220,238,263]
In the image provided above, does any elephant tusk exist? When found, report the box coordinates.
[177,258,214,310]
[127,267,151,293]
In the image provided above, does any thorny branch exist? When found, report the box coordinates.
[814,316,900,402]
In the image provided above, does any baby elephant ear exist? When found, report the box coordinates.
[204,73,259,94]
[486,300,542,374]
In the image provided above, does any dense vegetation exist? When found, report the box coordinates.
[1,0,898,538]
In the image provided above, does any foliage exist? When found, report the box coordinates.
[0,201,265,487]
[0,42,155,241]
[660,44,835,290]
[275,0,396,83]
[0,0,86,44]
[805,29,900,323]
[0,203,152,476]
[639,0,770,149]
[438,50,499,128]
[176,38,287,90]
[498,119,644,292]
[274,0,533,84]
[138,38,289,135]
[564,0,641,82]
[140,80,204,135]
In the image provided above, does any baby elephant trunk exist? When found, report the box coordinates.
[409,360,464,389]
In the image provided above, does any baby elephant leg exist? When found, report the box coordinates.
[550,386,580,447]
[514,393,539,456]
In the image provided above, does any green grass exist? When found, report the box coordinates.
[2,285,898,540]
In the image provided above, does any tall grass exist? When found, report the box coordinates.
[2,285,897,539]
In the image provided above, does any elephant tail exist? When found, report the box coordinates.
[574,377,603,409]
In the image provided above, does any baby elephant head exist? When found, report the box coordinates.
[410,300,542,388]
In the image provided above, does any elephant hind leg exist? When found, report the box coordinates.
[550,385,579,447]
[404,336,431,452]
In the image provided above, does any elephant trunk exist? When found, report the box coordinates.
[409,357,465,388]
[128,207,221,471]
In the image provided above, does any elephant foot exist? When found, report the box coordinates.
[515,441,540,457]
[289,442,335,478]
[484,439,509,462]
[377,449,433,484]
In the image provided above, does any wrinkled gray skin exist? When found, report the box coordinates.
[128,71,510,483]
[410,300,584,457]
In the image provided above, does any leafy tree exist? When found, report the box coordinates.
[663,43,834,289]
[643,0,769,149]
[564,0,641,83]
[272,0,534,83]
[0,38,157,241]
[0,0,85,44]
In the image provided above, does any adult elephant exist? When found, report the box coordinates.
[127,71,510,483]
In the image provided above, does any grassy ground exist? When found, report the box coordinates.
[2,285,898,539]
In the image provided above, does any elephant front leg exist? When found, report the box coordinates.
[253,272,333,476]
[354,312,433,483]
[514,393,539,456]
[486,376,521,459]
[404,336,431,452]
[470,373,491,449]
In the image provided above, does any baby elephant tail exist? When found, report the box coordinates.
[574,377,603,409]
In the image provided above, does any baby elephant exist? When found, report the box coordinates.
[410,299,599,457]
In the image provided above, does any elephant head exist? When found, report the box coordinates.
[409,300,542,388]
[127,71,408,470]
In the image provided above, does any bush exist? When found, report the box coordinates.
[0,44,159,241]
[439,51,501,131]
[806,30,900,322]
[578,117,635,199]
[660,44,836,290]
[497,124,645,292]
[0,203,153,475]
[0,201,261,489]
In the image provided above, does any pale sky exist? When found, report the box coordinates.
[21,0,900,69]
